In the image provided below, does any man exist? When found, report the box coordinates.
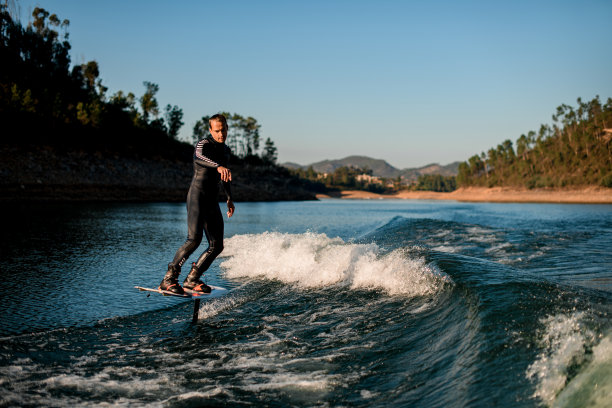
[159,114,235,294]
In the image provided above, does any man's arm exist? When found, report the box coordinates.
[223,181,235,218]
[222,144,234,218]
[193,139,220,168]
[194,139,232,182]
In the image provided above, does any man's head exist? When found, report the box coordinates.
[209,114,228,144]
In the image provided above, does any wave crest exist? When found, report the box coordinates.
[220,232,449,296]
[526,312,612,407]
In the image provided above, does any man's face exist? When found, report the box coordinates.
[210,119,228,144]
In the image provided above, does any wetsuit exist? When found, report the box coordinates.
[170,136,232,273]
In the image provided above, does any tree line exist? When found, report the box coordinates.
[0,5,278,163]
[291,165,385,193]
[414,174,456,192]
[457,96,612,188]
[193,113,277,164]
[1,5,183,147]
[291,165,457,193]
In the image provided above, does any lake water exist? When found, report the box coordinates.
[1,199,611,407]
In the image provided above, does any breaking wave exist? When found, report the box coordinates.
[526,312,612,407]
[220,232,451,296]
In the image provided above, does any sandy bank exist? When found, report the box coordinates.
[317,187,612,204]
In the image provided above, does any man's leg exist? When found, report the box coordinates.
[183,202,224,293]
[160,189,204,293]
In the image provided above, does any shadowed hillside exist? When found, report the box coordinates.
[0,5,316,202]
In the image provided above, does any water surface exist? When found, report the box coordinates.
[1,200,610,407]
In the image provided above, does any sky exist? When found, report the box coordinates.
[12,0,612,169]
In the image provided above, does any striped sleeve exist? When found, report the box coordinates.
[194,139,220,168]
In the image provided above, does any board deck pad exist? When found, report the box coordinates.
[135,285,227,299]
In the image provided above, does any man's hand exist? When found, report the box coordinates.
[226,200,235,218]
[217,166,232,182]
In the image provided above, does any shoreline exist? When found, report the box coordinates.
[0,145,317,203]
[317,187,612,204]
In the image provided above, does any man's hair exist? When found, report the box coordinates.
[209,114,228,128]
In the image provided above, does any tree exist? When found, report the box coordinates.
[0,4,191,152]
[192,112,264,158]
[456,162,471,186]
[140,81,159,123]
[457,96,612,188]
[192,115,211,142]
[164,104,183,140]
[415,174,456,192]
[262,137,278,164]
[82,60,99,90]
[242,116,261,156]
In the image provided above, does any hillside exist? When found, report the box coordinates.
[303,156,401,178]
[0,6,316,202]
[457,96,612,188]
[283,156,460,182]
[399,162,460,183]
[0,144,317,202]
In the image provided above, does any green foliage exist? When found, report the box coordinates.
[365,183,387,194]
[164,104,184,140]
[601,173,612,188]
[0,4,286,179]
[262,137,278,164]
[193,113,268,160]
[140,81,159,123]
[415,174,457,192]
[290,165,395,193]
[192,116,210,141]
[457,96,612,188]
[9,83,36,112]
[0,6,184,147]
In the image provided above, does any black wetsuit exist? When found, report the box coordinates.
[170,136,232,272]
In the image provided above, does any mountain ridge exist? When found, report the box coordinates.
[282,155,460,182]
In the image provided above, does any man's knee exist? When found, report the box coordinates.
[188,235,203,248]
[210,240,223,256]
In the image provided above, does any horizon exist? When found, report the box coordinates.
[11,0,612,169]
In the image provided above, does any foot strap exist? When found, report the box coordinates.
[193,283,211,293]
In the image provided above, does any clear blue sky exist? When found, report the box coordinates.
[14,0,612,168]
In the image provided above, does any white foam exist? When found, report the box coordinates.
[197,294,245,320]
[485,242,512,254]
[554,333,612,408]
[360,389,378,399]
[526,312,597,406]
[431,245,464,253]
[166,388,230,404]
[43,369,172,396]
[241,371,334,392]
[0,328,349,406]
[220,232,450,296]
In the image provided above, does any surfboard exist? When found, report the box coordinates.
[134,285,228,323]
[134,285,227,298]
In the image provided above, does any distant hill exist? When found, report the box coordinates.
[282,156,460,183]
[399,162,460,183]
[282,162,304,170]
[302,156,400,178]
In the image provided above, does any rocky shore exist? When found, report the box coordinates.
[0,145,317,202]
